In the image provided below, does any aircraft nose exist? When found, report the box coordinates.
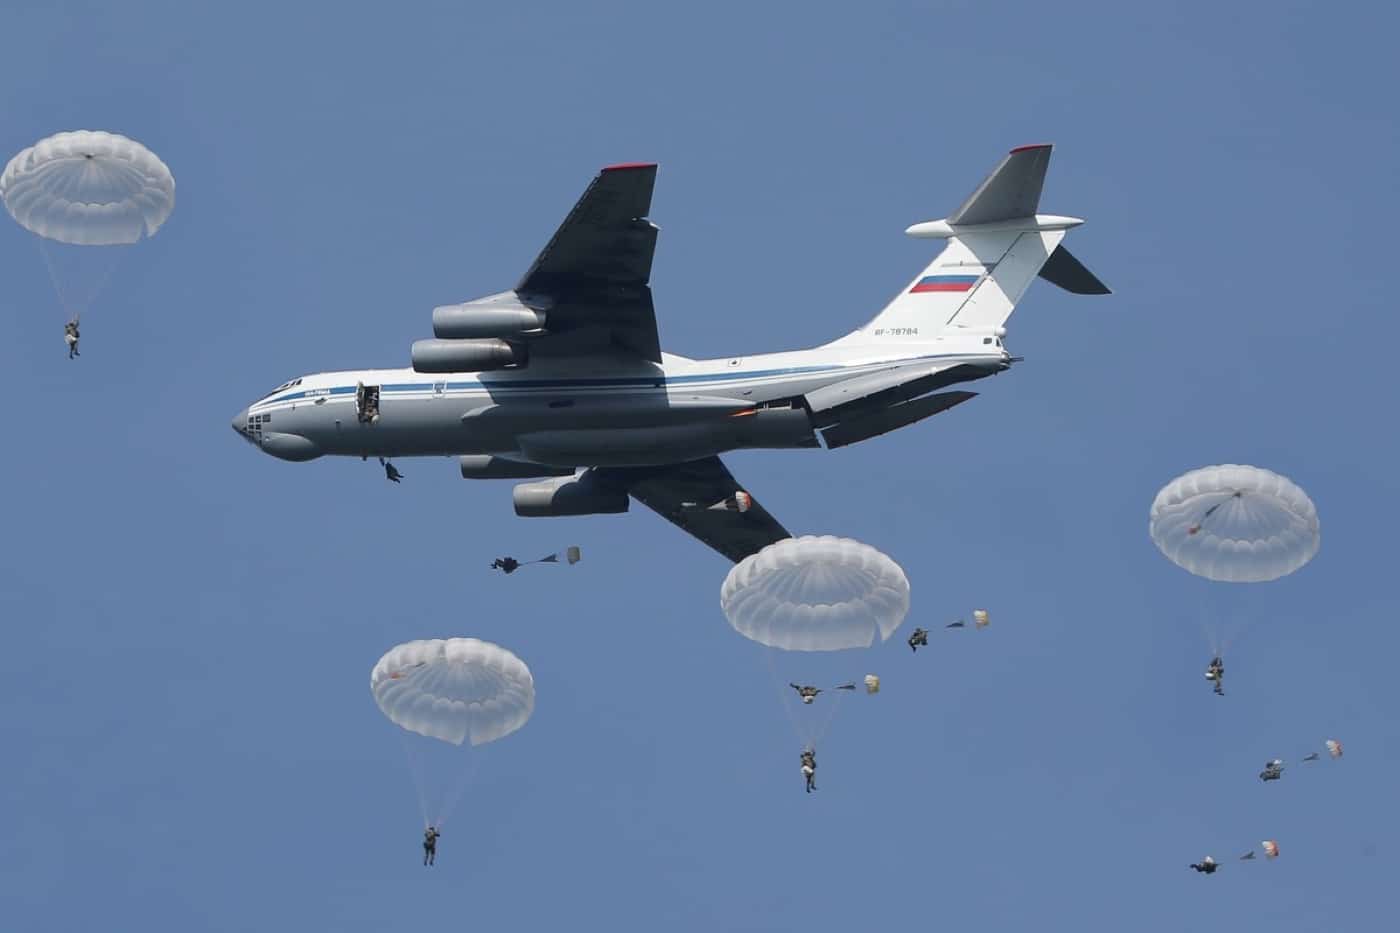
[231,407,249,436]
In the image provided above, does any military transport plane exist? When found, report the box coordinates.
[231,145,1108,561]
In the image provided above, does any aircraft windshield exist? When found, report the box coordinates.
[257,377,303,402]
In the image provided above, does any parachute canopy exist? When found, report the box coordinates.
[1326,739,1343,759]
[973,609,990,629]
[2,131,175,246]
[566,545,582,565]
[720,536,911,652]
[370,638,534,747]
[1149,464,1320,583]
[864,674,880,694]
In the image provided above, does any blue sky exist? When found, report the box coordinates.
[1,1,1395,929]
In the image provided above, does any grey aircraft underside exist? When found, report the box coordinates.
[232,147,1107,561]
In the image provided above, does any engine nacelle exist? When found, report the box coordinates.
[513,471,630,517]
[412,338,526,373]
[432,291,548,339]
[459,455,573,480]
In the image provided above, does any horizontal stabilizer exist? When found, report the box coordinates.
[1038,244,1110,295]
[948,144,1051,226]
[821,391,976,449]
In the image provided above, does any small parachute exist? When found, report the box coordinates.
[720,536,910,652]
[1326,739,1343,759]
[493,546,582,573]
[864,674,880,694]
[533,545,583,566]
[683,491,752,513]
[1236,841,1280,861]
[973,609,990,629]
[371,638,534,746]
[1149,465,1320,583]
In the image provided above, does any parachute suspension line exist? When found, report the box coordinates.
[762,649,811,748]
[37,241,74,319]
[807,686,851,750]
[1217,608,1262,661]
[37,239,122,320]
[1187,491,1244,536]
[1193,605,1221,658]
[432,754,483,831]
[396,730,432,830]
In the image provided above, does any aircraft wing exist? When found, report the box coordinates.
[598,456,791,562]
[515,163,662,362]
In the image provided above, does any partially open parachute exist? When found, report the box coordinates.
[1149,465,1320,583]
[2,131,175,246]
[370,638,534,747]
[720,536,911,652]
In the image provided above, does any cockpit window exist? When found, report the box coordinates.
[256,377,303,402]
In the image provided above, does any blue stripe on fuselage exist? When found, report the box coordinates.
[255,352,984,408]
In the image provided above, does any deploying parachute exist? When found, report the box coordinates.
[1149,465,1319,584]
[371,638,534,831]
[1326,738,1344,759]
[720,537,908,766]
[721,536,910,652]
[3,131,175,326]
[1242,840,1281,861]
[490,546,582,574]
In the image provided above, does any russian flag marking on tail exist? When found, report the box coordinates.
[910,274,979,294]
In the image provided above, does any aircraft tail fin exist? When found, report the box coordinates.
[828,145,1107,346]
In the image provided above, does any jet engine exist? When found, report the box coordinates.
[513,471,630,517]
[460,455,573,480]
[411,337,526,373]
[432,291,548,339]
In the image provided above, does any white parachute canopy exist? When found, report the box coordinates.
[720,536,911,652]
[1149,464,1320,583]
[370,638,534,747]
[2,131,175,246]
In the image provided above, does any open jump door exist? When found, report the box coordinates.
[355,382,381,424]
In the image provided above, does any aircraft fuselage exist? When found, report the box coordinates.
[232,337,1008,468]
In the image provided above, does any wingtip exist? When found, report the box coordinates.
[601,162,658,172]
[1009,143,1053,154]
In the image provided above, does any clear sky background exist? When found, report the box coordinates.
[1,1,1395,929]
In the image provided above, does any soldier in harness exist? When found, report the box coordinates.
[1205,656,1224,696]
[423,826,441,866]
